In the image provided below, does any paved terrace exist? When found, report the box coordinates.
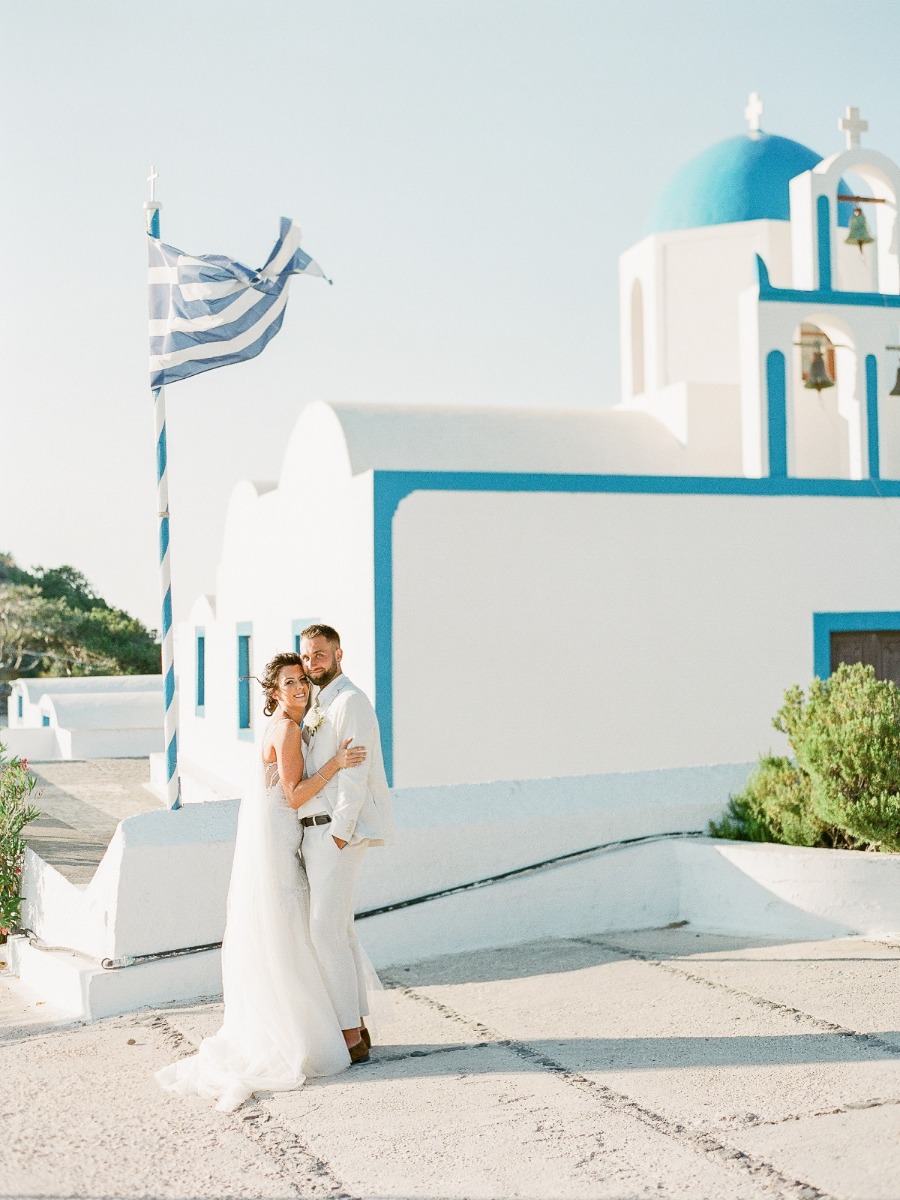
[21,759,162,885]
[2,926,899,1200]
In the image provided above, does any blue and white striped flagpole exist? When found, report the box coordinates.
[145,167,181,810]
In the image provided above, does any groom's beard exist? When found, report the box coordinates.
[310,665,339,689]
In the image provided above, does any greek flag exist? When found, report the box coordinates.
[148,218,330,389]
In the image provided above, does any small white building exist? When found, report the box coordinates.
[172,101,900,799]
[5,675,164,760]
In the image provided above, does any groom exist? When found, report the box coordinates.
[298,623,394,1060]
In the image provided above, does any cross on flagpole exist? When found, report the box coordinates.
[144,167,180,811]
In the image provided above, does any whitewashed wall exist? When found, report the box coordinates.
[175,403,376,801]
[619,219,793,409]
[391,487,900,787]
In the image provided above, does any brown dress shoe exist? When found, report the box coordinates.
[360,1023,371,1049]
[348,1037,370,1064]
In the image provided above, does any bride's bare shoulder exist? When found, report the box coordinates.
[262,717,300,759]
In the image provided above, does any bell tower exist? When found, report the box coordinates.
[789,106,900,295]
[742,106,900,481]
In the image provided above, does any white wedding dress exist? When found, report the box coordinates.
[155,742,352,1112]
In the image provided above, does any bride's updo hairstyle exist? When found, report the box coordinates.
[260,652,309,717]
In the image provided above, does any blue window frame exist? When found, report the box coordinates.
[195,628,206,710]
[17,694,23,720]
[41,714,50,727]
[196,628,206,716]
[813,612,900,680]
[237,623,253,738]
[292,617,320,653]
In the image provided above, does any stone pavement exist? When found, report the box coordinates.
[22,759,162,885]
[1,927,900,1200]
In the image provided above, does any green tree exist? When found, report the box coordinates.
[0,553,160,681]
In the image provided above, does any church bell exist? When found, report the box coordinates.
[845,206,875,253]
[805,344,835,392]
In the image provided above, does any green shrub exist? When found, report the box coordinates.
[775,662,900,851]
[710,755,852,848]
[711,662,900,852]
[0,746,41,935]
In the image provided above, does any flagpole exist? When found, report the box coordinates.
[144,167,181,811]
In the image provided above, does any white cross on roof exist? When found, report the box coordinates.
[839,106,868,150]
[744,91,763,135]
[147,165,159,202]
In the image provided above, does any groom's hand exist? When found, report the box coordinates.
[332,835,348,850]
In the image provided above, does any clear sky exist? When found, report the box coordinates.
[2,0,898,630]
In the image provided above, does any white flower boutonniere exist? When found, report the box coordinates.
[303,705,325,737]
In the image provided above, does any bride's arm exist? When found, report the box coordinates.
[272,722,366,810]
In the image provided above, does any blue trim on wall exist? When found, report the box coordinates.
[374,475,397,785]
[755,252,900,309]
[372,469,900,785]
[292,617,321,653]
[41,714,50,728]
[195,628,206,716]
[767,286,900,308]
[816,195,832,292]
[17,695,23,720]
[236,622,253,740]
[766,351,787,477]
[866,355,880,480]
[813,611,900,679]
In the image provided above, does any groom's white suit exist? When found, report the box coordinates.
[301,674,394,1028]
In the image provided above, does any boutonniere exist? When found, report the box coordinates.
[303,706,325,737]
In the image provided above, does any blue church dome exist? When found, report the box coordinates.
[649,132,851,232]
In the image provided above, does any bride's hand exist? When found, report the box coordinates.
[334,737,367,770]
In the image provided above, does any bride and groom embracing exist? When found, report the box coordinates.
[156,624,394,1112]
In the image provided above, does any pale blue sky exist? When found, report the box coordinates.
[2,0,898,628]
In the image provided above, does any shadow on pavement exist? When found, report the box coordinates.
[309,1028,900,1083]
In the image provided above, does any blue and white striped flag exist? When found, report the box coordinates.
[148,218,330,389]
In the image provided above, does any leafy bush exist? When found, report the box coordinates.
[711,662,900,852]
[776,662,900,851]
[0,745,41,935]
[709,755,852,848]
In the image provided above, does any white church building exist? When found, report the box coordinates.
[171,99,900,801]
[17,97,900,1021]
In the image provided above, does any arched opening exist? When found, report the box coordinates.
[798,322,837,390]
[630,280,645,396]
[831,163,899,294]
[789,319,860,479]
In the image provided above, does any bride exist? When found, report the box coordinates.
[156,651,369,1112]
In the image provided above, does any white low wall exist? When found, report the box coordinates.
[21,764,752,962]
[677,838,900,938]
[1,727,62,760]
[65,727,164,759]
[21,801,241,961]
[1,724,162,762]
[11,832,900,1021]
[14,758,900,1021]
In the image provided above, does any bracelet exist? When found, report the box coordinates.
[316,770,330,785]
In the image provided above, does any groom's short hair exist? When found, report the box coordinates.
[300,623,341,647]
